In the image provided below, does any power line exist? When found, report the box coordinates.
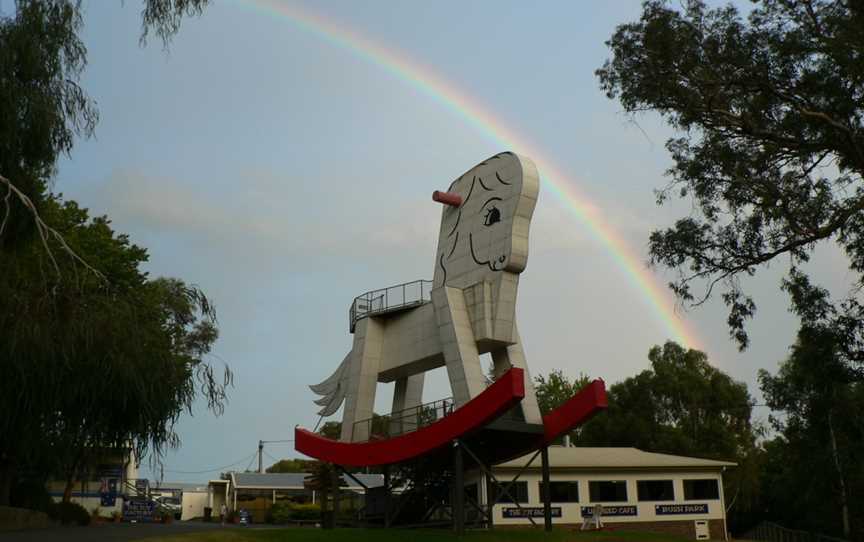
[162,451,257,475]
[244,452,258,473]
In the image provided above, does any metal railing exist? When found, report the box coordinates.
[744,521,849,542]
[349,279,433,332]
[352,397,455,442]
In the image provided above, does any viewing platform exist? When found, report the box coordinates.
[352,397,455,442]
[349,279,433,332]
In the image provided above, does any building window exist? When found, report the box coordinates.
[637,480,675,501]
[588,480,628,502]
[539,481,579,503]
[683,479,720,500]
[488,481,529,504]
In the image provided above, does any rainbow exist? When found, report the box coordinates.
[238,0,702,349]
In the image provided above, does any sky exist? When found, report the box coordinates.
[48,0,855,480]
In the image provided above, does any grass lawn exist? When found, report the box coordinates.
[135,526,693,542]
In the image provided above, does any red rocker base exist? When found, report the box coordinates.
[295,368,607,467]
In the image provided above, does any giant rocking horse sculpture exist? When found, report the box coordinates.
[295,153,606,467]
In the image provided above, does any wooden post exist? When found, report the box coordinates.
[541,446,552,532]
[384,466,391,528]
[331,467,340,526]
[453,440,465,535]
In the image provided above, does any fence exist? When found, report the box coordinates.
[349,279,433,332]
[744,521,849,542]
[352,397,455,441]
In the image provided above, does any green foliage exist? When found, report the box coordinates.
[0,0,96,248]
[533,370,592,444]
[319,422,341,441]
[266,459,319,474]
[0,195,231,504]
[290,503,321,521]
[318,414,390,440]
[597,1,864,353]
[46,501,90,526]
[579,342,757,458]
[268,501,293,524]
[139,0,211,46]
[534,370,591,415]
[758,326,864,538]
[0,0,218,506]
[268,502,322,524]
[9,478,52,513]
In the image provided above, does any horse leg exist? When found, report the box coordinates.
[432,286,486,408]
[390,373,425,436]
[490,322,542,424]
[340,317,384,442]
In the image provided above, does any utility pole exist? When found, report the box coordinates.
[256,438,293,474]
[258,440,264,474]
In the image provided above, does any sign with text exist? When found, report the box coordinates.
[502,507,562,518]
[656,503,709,515]
[581,505,637,517]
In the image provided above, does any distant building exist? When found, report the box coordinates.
[472,446,734,540]
[46,450,138,518]
[208,471,385,523]
[150,481,209,521]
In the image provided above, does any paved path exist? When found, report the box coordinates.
[1,522,277,541]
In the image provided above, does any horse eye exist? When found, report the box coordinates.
[484,206,501,226]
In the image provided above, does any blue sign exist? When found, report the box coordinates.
[581,505,637,517]
[99,478,118,507]
[503,507,561,518]
[656,503,709,515]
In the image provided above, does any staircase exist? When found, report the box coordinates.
[121,479,167,522]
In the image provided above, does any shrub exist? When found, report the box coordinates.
[9,479,52,512]
[268,501,321,524]
[47,501,91,526]
[290,503,321,521]
[268,501,292,524]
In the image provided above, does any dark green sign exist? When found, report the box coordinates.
[656,503,709,515]
[581,505,637,517]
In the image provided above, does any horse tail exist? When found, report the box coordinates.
[309,352,351,416]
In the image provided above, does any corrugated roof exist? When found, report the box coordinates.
[496,447,736,470]
[231,472,384,489]
[152,482,208,492]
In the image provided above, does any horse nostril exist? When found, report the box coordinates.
[499,255,505,263]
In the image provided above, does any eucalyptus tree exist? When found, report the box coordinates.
[597,1,864,359]
[759,326,864,538]
[0,0,220,505]
[0,197,231,505]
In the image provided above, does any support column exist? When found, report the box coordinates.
[484,473,493,530]
[453,440,465,535]
[331,467,340,526]
[383,466,391,528]
[541,446,552,532]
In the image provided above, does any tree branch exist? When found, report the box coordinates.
[0,174,105,282]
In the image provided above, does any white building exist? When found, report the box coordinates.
[475,447,734,540]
